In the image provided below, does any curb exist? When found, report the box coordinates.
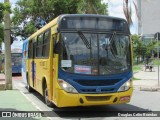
[0,79,5,90]
[140,87,160,92]
[0,84,5,90]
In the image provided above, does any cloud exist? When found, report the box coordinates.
[109,6,125,18]
[0,0,18,3]
[10,0,18,4]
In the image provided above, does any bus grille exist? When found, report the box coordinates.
[85,96,111,101]
[75,79,120,86]
[81,88,115,93]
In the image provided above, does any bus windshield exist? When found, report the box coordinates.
[60,32,131,75]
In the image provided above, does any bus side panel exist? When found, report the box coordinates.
[35,58,51,96]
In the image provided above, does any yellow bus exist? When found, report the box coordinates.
[24,14,133,107]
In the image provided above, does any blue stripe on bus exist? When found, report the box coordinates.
[58,68,132,94]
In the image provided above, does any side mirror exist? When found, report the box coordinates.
[54,41,62,54]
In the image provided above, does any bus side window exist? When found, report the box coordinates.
[53,35,57,57]
[28,40,33,58]
[42,30,50,57]
[33,42,37,58]
[36,34,43,57]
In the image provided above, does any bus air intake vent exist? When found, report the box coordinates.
[85,96,111,101]
[81,88,115,93]
[75,79,120,86]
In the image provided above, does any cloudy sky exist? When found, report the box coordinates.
[1,0,137,50]
[103,0,137,34]
[1,0,138,34]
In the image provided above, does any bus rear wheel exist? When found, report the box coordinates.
[44,84,53,107]
[27,73,34,92]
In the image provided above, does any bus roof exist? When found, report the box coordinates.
[28,16,59,40]
[28,14,130,40]
[58,14,127,22]
[58,14,130,34]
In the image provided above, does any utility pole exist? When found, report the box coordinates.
[157,33,160,86]
[154,32,160,86]
[4,0,12,90]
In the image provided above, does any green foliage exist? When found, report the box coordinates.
[0,2,11,22]
[12,0,108,39]
[152,59,160,65]
[133,64,142,73]
[78,0,108,14]
[0,2,11,47]
[132,34,156,60]
[3,2,11,14]
[0,3,4,23]
[0,24,4,47]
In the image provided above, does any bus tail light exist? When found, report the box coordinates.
[58,79,78,93]
[117,79,132,92]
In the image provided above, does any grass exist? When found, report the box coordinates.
[133,64,143,73]
[132,64,143,80]
[132,58,160,80]
[132,76,141,80]
[153,59,160,65]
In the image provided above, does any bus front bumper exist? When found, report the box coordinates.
[55,87,133,107]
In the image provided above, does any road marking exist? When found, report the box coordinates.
[14,83,54,120]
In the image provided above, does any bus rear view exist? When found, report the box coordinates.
[11,53,22,74]
[54,15,133,107]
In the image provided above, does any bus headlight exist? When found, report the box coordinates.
[118,79,132,92]
[58,79,78,93]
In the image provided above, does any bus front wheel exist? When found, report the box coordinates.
[44,84,53,107]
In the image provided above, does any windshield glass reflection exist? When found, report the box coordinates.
[60,32,131,75]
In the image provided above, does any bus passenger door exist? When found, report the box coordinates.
[51,34,58,102]
[28,40,36,88]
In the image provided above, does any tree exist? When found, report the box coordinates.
[123,0,138,26]
[77,0,108,14]
[0,24,4,48]
[0,3,4,22]
[4,0,12,90]
[0,3,4,49]
[0,2,12,47]
[12,0,108,39]
[132,34,156,64]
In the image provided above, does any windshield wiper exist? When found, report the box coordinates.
[109,31,116,43]
[104,32,116,50]
[77,31,91,49]
[104,32,117,57]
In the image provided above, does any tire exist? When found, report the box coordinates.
[44,84,53,107]
[26,73,34,92]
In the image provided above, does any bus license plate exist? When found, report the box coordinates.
[119,96,130,101]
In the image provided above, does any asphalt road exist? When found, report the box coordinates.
[13,77,160,120]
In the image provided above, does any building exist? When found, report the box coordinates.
[137,0,160,40]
